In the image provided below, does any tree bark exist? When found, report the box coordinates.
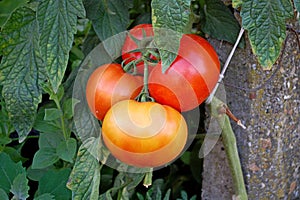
[202,21,300,199]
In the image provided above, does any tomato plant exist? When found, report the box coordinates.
[102,99,188,168]
[122,24,157,75]
[148,34,220,112]
[86,63,143,121]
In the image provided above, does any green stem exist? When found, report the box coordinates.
[143,169,153,188]
[53,98,68,141]
[211,97,248,200]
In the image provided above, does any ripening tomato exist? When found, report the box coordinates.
[148,34,220,112]
[86,64,143,121]
[122,24,156,75]
[102,100,188,168]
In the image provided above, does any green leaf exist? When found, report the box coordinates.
[44,108,62,121]
[151,0,192,72]
[57,138,77,163]
[163,189,171,200]
[0,103,15,136]
[295,0,300,22]
[84,0,131,41]
[37,0,86,93]
[67,139,101,200]
[37,169,72,200]
[0,189,9,200]
[0,7,45,142]
[201,0,242,45]
[38,132,64,149]
[32,148,60,169]
[241,0,293,69]
[0,153,24,194]
[0,0,27,28]
[3,146,27,163]
[180,151,191,165]
[102,172,145,200]
[232,0,242,8]
[34,108,61,134]
[180,190,188,200]
[34,193,55,200]
[10,173,29,200]
[27,165,54,182]
[190,140,203,183]
[62,98,80,119]
[0,135,12,146]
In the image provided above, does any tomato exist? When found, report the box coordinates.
[148,34,220,112]
[122,24,156,75]
[102,100,188,168]
[86,63,143,121]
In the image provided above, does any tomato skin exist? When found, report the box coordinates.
[102,100,188,168]
[122,24,156,75]
[148,34,220,112]
[86,64,143,121]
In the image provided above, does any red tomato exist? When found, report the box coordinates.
[102,100,188,168]
[86,64,143,121]
[148,34,220,112]
[122,24,156,75]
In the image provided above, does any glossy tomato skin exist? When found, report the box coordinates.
[122,24,156,75]
[102,100,188,168]
[86,64,143,121]
[148,34,220,112]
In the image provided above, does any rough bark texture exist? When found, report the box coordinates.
[202,20,300,199]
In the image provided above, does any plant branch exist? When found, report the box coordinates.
[53,96,69,141]
[211,97,248,200]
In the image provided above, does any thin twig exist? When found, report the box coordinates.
[206,27,245,104]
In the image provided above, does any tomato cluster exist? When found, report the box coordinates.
[86,24,220,168]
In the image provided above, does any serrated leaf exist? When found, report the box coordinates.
[57,138,77,163]
[34,193,55,200]
[32,148,60,169]
[201,0,242,45]
[83,0,130,41]
[295,0,300,22]
[241,0,293,69]
[44,108,61,121]
[37,169,71,200]
[0,7,45,142]
[10,173,29,200]
[103,172,144,199]
[151,0,191,72]
[37,0,86,93]
[0,0,27,28]
[0,153,24,194]
[67,138,101,200]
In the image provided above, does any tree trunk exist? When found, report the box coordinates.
[202,21,300,199]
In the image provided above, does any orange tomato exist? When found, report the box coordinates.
[102,100,188,168]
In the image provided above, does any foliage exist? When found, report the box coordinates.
[0,0,298,199]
